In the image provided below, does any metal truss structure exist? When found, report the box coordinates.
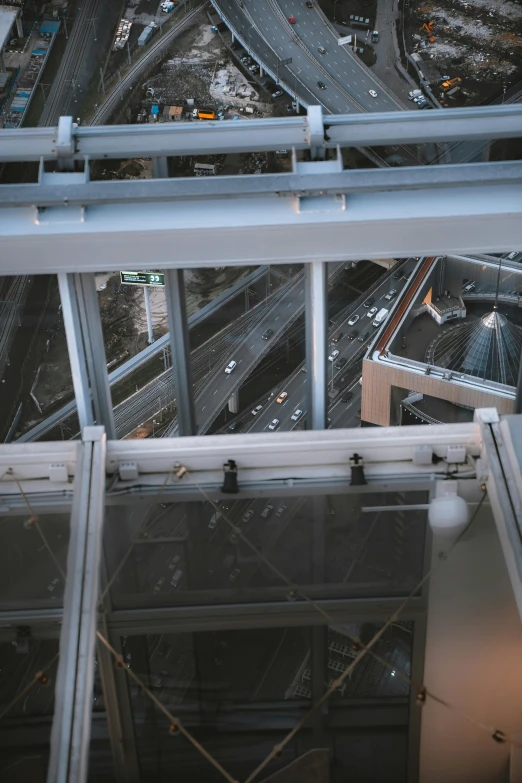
[0,110,521,782]
[0,107,521,272]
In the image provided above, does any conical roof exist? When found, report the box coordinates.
[427,309,522,386]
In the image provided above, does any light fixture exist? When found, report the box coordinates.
[428,493,469,537]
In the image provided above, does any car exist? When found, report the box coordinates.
[261,504,274,519]
[384,289,397,300]
[364,297,375,308]
[318,46,326,55]
[276,505,287,516]
[249,65,259,73]
[348,329,359,340]
[291,409,303,421]
[306,1,313,6]
[328,350,340,362]
[276,391,288,404]
[392,270,402,279]
[225,360,237,374]
[358,330,370,342]
[341,391,353,402]
[507,252,518,260]
[229,568,241,582]
[268,418,280,430]
[335,357,347,369]
[153,578,165,593]
[288,15,296,23]
[367,306,378,318]
[154,678,163,688]
[168,555,181,570]
[272,90,283,98]
[331,332,344,343]
[251,404,263,416]
[317,81,327,90]
[170,569,183,588]
[228,420,240,431]
[208,512,221,530]
[369,90,378,98]
[242,509,254,523]
[347,314,360,326]
[47,577,60,592]
[262,328,274,339]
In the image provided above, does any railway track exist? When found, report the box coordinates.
[90,2,206,126]
[39,0,101,126]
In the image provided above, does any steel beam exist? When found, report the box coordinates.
[47,427,106,783]
[74,275,116,440]
[164,269,196,436]
[4,161,522,208]
[58,274,94,431]
[2,184,522,273]
[0,107,521,161]
[305,261,327,430]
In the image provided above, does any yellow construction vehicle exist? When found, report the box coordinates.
[441,77,462,91]
[421,21,435,33]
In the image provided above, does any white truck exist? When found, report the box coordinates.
[408,89,422,100]
[372,308,389,327]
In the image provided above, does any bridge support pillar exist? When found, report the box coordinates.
[228,391,240,414]
[260,64,264,77]
[16,14,23,38]
[165,269,196,436]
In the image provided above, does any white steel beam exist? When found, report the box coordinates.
[47,427,106,783]
[0,106,520,161]
[1,183,522,274]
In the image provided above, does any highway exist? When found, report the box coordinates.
[167,263,347,435]
[228,258,420,435]
[215,0,401,113]
[17,266,268,442]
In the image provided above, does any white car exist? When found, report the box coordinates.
[268,418,280,430]
[225,360,237,374]
[276,505,287,517]
[242,509,254,523]
[348,314,360,326]
[367,307,378,318]
[229,568,241,582]
[251,404,262,415]
[328,350,340,362]
[369,89,378,98]
[291,409,303,421]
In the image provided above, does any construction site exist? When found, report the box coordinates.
[405,0,522,105]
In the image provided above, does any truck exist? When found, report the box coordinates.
[371,30,379,42]
[408,89,422,100]
[372,308,389,327]
[170,569,183,588]
[198,110,215,120]
[138,23,157,47]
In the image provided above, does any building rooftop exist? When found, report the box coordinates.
[427,308,522,386]
[0,5,18,53]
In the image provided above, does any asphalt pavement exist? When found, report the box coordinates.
[242,257,418,433]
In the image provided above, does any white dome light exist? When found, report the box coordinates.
[428,494,469,536]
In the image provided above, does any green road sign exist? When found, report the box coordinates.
[120,271,165,287]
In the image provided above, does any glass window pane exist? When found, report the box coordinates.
[105,491,427,609]
[0,513,70,610]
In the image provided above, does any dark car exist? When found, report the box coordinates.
[306,1,313,6]
[228,420,241,432]
[262,328,274,340]
[335,357,347,369]
[331,332,344,343]
[392,270,402,279]
[364,297,375,308]
[317,81,327,90]
[341,391,353,402]
[349,329,359,340]
[358,330,370,342]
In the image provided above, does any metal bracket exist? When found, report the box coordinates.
[55,116,75,160]
[49,464,69,483]
[119,462,139,481]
